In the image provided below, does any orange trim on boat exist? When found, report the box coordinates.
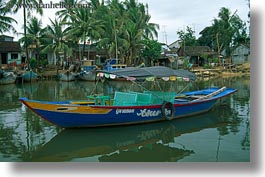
[24,101,112,114]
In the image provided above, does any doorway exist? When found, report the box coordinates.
[1,53,7,64]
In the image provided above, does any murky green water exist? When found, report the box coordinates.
[0,77,250,162]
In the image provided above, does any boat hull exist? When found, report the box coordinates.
[77,70,96,81]
[21,101,215,128]
[22,71,38,82]
[19,87,237,128]
[0,72,16,84]
[58,72,76,81]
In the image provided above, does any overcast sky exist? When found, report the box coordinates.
[6,0,250,44]
[139,0,249,44]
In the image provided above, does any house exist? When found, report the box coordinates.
[72,43,108,67]
[231,44,250,64]
[177,46,216,66]
[168,40,181,50]
[0,35,22,67]
[156,41,181,68]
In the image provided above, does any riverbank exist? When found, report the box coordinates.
[192,62,250,78]
[1,63,250,84]
[38,63,250,79]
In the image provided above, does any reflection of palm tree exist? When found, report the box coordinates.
[241,119,250,150]
[99,143,194,162]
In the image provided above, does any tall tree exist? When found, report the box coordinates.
[42,18,71,65]
[123,0,159,65]
[66,5,104,60]
[22,17,44,65]
[56,0,81,22]
[0,1,17,34]
[5,0,43,65]
[140,39,161,66]
[97,0,127,59]
[177,26,197,47]
[198,7,249,61]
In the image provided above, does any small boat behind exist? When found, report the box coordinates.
[22,70,38,82]
[0,70,16,85]
[104,58,127,71]
[58,71,76,82]
[77,60,97,81]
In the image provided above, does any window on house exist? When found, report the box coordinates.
[11,53,18,60]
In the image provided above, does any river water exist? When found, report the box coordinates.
[0,76,250,162]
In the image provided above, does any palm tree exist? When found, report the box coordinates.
[123,0,159,65]
[97,0,159,65]
[199,7,248,64]
[56,0,82,22]
[25,17,44,65]
[42,18,71,65]
[66,6,104,60]
[5,0,43,65]
[98,0,127,59]
[0,1,17,33]
[213,7,246,63]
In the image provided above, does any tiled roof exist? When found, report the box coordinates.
[0,41,21,52]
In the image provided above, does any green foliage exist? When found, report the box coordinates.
[183,57,190,69]
[198,7,249,57]
[0,2,17,33]
[212,57,219,63]
[177,26,198,46]
[183,57,189,66]
[141,39,161,64]
[40,59,48,67]
[30,58,37,68]
[203,63,211,69]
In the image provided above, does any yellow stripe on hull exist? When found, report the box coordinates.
[25,101,112,114]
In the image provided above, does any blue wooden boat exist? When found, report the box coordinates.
[77,60,97,81]
[19,66,237,128]
[104,58,127,71]
[22,70,38,82]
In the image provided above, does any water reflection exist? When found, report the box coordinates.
[29,105,237,162]
[0,84,21,110]
[0,76,250,162]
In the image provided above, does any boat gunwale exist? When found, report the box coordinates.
[19,88,237,110]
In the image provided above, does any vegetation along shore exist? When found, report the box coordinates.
[0,0,250,83]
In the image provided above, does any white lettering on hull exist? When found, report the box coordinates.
[136,109,161,117]
[116,109,135,115]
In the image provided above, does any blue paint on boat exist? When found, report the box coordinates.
[19,87,236,128]
[22,70,38,82]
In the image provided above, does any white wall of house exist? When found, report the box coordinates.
[7,52,22,64]
[168,40,181,49]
